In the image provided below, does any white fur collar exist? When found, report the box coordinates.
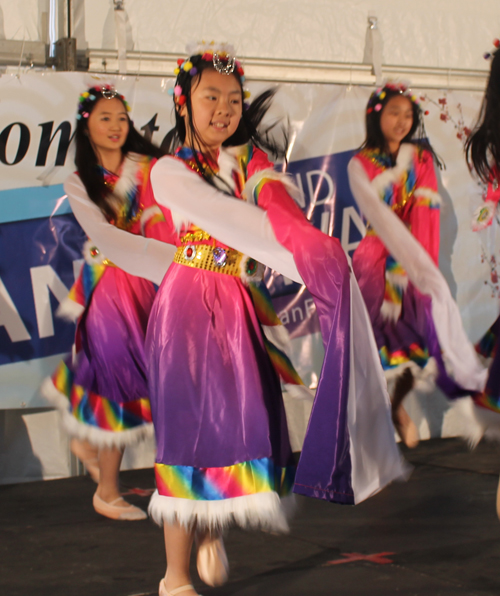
[112,152,143,202]
[371,143,415,196]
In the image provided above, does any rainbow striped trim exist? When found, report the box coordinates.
[67,262,106,309]
[473,391,500,414]
[382,256,407,316]
[155,457,295,501]
[252,176,275,204]
[264,337,304,386]
[247,282,282,326]
[379,343,429,370]
[475,328,497,359]
[52,360,152,432]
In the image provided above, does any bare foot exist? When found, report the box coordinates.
[393,404,419,448]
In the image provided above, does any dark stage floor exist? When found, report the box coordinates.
[2,438,500,596]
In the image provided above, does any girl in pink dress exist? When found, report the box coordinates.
[143,45,406,596]
[348,82,486,448]
[43,86,173,521]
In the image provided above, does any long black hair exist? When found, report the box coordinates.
[361,83,442,168]
[465,49,500,183]
[161,53,287,186]
[74,86,165,221]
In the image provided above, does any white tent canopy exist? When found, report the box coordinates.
[0,0,498,87]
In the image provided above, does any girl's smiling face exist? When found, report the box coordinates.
[86,97,129,155]
[181,68,243,156]
[379,94,414,154]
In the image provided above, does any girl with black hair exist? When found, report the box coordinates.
[348,82,486,449]
[43,85,174,521]
[465,45,500,518]
[133,44,406,596]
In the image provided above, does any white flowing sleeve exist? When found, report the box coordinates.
[64,173,175,286]
[347,157,486,392]
[150,157,303,284]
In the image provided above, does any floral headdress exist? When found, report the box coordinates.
[366,81,419,115]
[76,85,131,120]
[169,41,250,108]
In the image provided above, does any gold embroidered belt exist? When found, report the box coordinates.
[174,233,262,280]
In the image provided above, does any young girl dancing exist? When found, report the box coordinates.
[348,82,486,448]
[144,44,409,596]
[466,44,500,517]
[43,85,174,520]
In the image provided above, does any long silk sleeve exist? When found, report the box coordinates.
[64,173,176,286]
[348,157,486,392]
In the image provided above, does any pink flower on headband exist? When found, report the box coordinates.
[374,103,382,112]
[174,85,182,97]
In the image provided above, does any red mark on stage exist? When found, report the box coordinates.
[324,552,395,566]
[121,487,155,497]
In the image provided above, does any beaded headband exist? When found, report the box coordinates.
[366,81,419,115]
[76,85,131,120]
[169,41,250,107]
[483,38,500,60]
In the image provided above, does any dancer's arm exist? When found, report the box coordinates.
[65,173,175,285]
[150,157,303,284]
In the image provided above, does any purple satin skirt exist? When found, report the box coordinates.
[146,263,293,470]
[74,267,156,403]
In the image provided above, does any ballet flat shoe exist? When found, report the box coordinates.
[196,535,229,587]
[70,439,100,483]
[159,580,200,596]
[93,493,147,521]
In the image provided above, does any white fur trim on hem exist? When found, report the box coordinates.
[40,377,154,449]
[148,489,295,533]
[452,396,500,448]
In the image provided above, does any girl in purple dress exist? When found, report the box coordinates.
[43,86,172,521]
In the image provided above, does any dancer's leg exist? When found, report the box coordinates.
[96,446,123,503]
[93,447,147,520]
[162,522,197,595]
[392,367,419,448]
[70,438,99,482]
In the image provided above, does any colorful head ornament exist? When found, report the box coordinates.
[483,38,500,60]
[76,85,131,120]
[366,81,419,115]
[169,41,249,107]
